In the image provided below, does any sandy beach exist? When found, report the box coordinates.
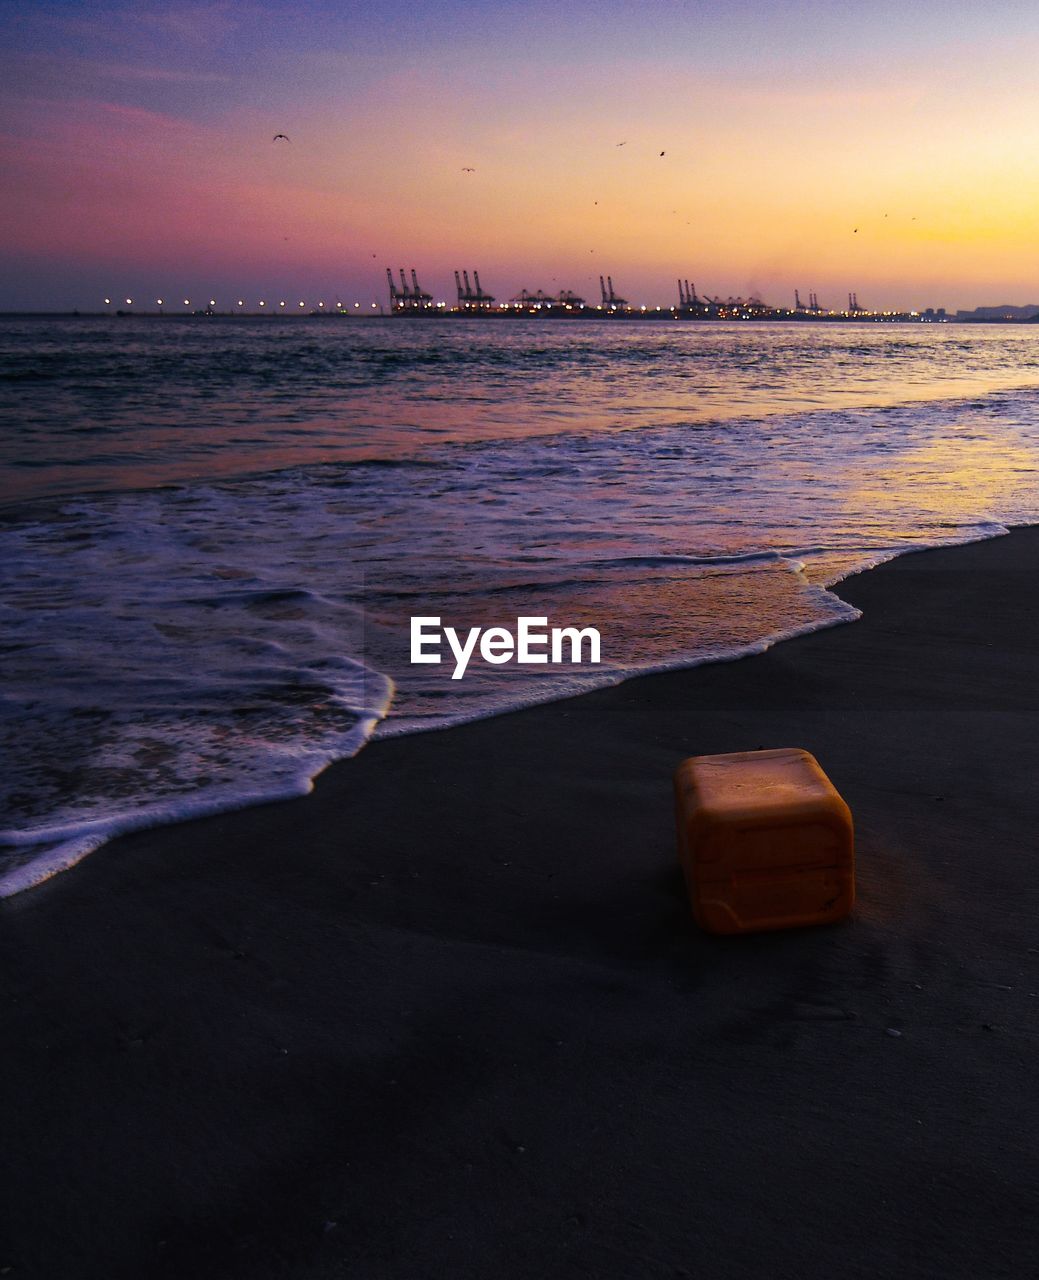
[3,528,1038,1279]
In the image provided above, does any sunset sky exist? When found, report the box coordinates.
[2,0,1038,312]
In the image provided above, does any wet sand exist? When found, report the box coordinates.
[2,529,1038,1278]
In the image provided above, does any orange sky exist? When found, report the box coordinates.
[3,2,1039,311]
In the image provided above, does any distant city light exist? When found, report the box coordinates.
[298,301,305,307]
[209,299,215,307]
[279,301,286,307]
[183,299,190,306]
[237,299,244,306]
[259,300,266,307]
[371,302,377,308]
[156,298,163,305]
[318,301,324,308]
[125,298,132,304]
[354,301,360,308]
[104,297,110,304]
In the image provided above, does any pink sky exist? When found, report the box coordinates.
[3,1,1039,311]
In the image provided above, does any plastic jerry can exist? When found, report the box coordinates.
[673,748,854,935]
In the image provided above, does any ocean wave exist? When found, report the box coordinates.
[5,319,1039,893]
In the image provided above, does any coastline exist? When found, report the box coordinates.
[3,309,1038,324]
[3,528,1039,1277]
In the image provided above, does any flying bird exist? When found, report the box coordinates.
[273,133,290,142]
[615,141,627,147]
[461,167,476,172]
[659,150,666,156]
[853,228,858,233]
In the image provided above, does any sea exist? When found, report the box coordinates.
[4,315,1039,895]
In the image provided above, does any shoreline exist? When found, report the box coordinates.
[2,522,1008,898]
[3,529,1039,1276]
[1,309,1026,323]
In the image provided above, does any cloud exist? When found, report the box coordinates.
[79,60,232,85]
[21,1,243,50]
[127,1,243,47]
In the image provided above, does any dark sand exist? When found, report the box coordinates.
[3,530,1039,1279]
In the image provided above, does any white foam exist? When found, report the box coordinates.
[0,710,386,896]
[6,361,1039,896]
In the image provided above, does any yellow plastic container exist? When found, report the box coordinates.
[673,748,854,935]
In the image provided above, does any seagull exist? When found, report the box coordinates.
[461,167,476,172]
[853,228,858,233]
[273,133,290,142]
[615,141,627,147]
[659,150,666,156]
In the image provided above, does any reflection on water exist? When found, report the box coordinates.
[4,316,1039,505]
[843,427,1039,550]
[4,317,1039,892]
